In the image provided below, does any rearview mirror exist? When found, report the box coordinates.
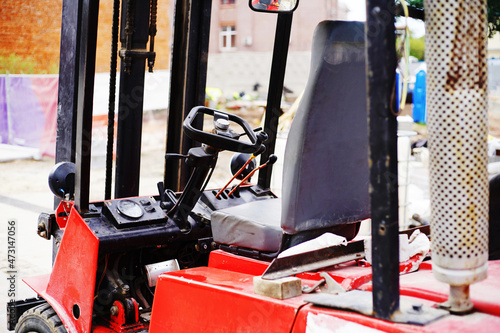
[249,0,299,13]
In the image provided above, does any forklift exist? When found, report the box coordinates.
[7,0,500,332]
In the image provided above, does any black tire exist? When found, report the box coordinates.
[15,303,67,333]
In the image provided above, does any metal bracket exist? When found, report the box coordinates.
[119,49,155,60]
[119,49,156,74]
[196,237,214,254]
[302,273,345,294]
[319,272,345,294]
[305,290,449,326]
[262,240,365,280]
[37,212,55,240]
[262,226,430,281]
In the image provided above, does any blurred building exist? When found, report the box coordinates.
[1,0,350,96]
[210,0,348,53]
[207,0,349,97]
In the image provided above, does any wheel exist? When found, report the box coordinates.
[15,303,67,333]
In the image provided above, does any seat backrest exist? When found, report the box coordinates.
[281,21,370,234]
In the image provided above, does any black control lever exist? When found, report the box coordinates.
[236,126,264,139]
[256,131,268,145]
[157,182,166,203]
[165,153,188,160]
[167,147,217,232]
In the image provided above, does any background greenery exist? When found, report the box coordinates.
[0,54,58,75]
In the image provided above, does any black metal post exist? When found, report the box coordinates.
[114,0,151,198]
[365,0,400,319]
[164,0,190,191]
[104,0,121,200]
[257,13,293,189]
[54,0,84,262]
[164,0,212,192]
[179,0,213,189]
[74,0,100,213]
[55,0,83,166]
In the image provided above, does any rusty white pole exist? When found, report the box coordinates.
[425,0,489,313]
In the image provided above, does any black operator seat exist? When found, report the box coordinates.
[211,21,370,254]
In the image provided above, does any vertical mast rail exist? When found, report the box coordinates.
[164,0,213,191]
[258,13,293,189]
[365,0,400,320]
[114,0,151,198]
[164,0,190,191]
[74,0,100,213]
[179,0,213,189]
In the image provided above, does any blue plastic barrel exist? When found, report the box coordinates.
[412,70,426,124]
[396,71,401,106]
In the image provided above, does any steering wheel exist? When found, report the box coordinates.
[183,106,266,154]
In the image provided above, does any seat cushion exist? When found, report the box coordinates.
[211,198,282,252]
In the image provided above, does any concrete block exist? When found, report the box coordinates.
[253,276,302,300]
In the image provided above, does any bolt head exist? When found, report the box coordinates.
[412,303,423,312]
[110,305,119,316]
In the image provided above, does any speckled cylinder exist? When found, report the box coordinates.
[425,0,489,287]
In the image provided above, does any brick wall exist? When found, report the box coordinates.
[95,0,172,73]
[0,0,171,74]
[0,0,63,73]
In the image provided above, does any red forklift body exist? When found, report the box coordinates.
[8,0,500,332]
[23,207,99,333]
[148,251,500,333]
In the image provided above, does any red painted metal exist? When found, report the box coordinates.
[208,249,270,275]
[92,326,118,332]
[356,260,500,318]
[292,304,428,333]
[296,260,373,291]
[208,248,373,290]
[91,325,148,333]
[22,222,500,333]
[150,251,500,333]
[24,207,99,333]
[102,299,147,333]
[149,267,305,333]
[291,303,500,333]
[109,301,128,331]
[398,260,500,317]
[148,261,500,333]
[208,249,427,292]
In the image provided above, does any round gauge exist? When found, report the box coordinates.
[117,200,143,219]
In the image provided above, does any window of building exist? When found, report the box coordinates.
[221,0,235,4]
[220,25,236,50]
